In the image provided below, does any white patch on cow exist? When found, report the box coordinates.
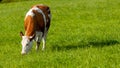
[25,9,35,20]
[35,31,43,42]
[21,36,33,54]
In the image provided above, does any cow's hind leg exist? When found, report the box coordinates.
[42,37,46,51]
[42,23,50,51]
[42,39,45,51]
[42,31,48,51]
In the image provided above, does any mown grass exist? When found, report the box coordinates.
[0,0,120,68]
[0,0,30,3]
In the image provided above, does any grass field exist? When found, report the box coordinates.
[0,0,120,68]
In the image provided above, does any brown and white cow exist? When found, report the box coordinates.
[20,4,51,55]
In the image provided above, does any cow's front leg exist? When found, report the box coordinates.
[36,42,40,51]
[35,31,43,51]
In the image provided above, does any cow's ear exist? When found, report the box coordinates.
[29,34,35,41]
[20,31,24,37]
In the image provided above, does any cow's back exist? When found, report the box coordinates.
[32,4,51,32]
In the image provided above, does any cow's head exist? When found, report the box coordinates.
[20,32,34,55]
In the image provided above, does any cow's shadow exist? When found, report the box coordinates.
[51,40,119,51]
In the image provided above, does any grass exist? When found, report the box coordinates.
[0,0,120,68]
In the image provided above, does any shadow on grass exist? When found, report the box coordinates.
[52,40,119,51]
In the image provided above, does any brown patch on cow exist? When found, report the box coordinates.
[24,15,36,36]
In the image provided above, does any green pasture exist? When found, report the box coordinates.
[0,0,120,68]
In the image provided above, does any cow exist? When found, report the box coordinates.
[20,4,51,55]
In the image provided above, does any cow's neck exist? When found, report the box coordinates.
[25,16,36,37]
[25,30,35,37]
